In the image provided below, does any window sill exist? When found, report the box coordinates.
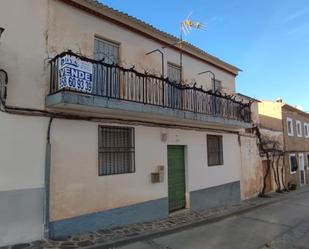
[208,164,224,167]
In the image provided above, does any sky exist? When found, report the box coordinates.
[100,0,309,110]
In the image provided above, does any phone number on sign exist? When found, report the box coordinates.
[59,76,93,93]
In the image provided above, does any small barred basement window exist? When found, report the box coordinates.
[98,126,135,175]
[207,135,223,166]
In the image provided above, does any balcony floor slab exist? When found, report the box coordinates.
[46,91,252,130]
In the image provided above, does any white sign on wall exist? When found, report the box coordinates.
[58,54,93,93]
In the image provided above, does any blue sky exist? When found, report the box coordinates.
[100,0,309,110]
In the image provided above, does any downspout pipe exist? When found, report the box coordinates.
[44,117,53,238]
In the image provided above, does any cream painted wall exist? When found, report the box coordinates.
[0,112,47,191]
[50,119,241,221]
[258,101,283,120]
[0,0,241,244]
[0,0,49,194]
[47,0,236,94]
[0,1,49,244]
[0,0,49,192]
[240,134,263,199]
[0,0,49,109]
[0,0,49,190]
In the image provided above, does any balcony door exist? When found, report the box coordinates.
[94,37,120,97]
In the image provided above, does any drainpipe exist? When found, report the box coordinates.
[44,117,53,238]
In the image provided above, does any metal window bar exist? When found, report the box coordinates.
[207,135,223,166]
[98,126,135,176]
[49,51,251,123]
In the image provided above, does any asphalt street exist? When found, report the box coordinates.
[116,190,309,249]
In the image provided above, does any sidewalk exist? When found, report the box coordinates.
[4,187,309,249]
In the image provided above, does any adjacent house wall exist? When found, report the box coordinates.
[0,0,49,245]
[282,106,309,187]
[258,101,283,131]
[240,100,285,199]
[240,133,263,199]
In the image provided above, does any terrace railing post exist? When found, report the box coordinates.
[106,66,109,99]
[162,78,164,107]
[145,76,148,104]
[49,60,53,94]
[143,76,145,104]
[194,88,197,113]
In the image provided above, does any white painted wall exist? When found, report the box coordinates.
[50,119,241,221]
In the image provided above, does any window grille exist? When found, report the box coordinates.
[93,37,120,97]
[214,79,222,92]
[207,135,223,166]
[94,37,119,63]
[98,126,135,175]
[167,62,181,83]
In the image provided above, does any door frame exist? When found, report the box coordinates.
[299,153,306,186]
[167,145,187,212]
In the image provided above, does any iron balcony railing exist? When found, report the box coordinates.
[49,51,251,123]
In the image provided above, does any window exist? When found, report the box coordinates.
[289,154,298,174]
[207,135,223,166]
[94,37,120,97]
[304,123,309,138]
[98,126,135,175]
[307,153,309,169]
[94,37,119,63]
[287,117,294,136]
[167,62,181,83]
[296,120,302,137]
[214,79,222,92]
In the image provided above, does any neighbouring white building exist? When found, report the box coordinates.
[0,0,252,245]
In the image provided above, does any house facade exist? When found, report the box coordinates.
[257,100,284,193]
[282,104,309,188]
[253,100,309,195]
[0,0,251,245]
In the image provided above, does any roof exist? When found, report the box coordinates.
[61,0,241,75]
[282,104,309,117]
[236,93,261,103]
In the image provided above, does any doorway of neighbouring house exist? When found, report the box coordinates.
[299,153,306,186]
[262,160,272,193]
[167,145,186,212]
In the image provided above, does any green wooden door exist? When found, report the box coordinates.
[168,145,186,212]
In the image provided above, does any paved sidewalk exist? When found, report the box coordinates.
[3,187,309,249]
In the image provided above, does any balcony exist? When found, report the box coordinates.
[46,51,251,129]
